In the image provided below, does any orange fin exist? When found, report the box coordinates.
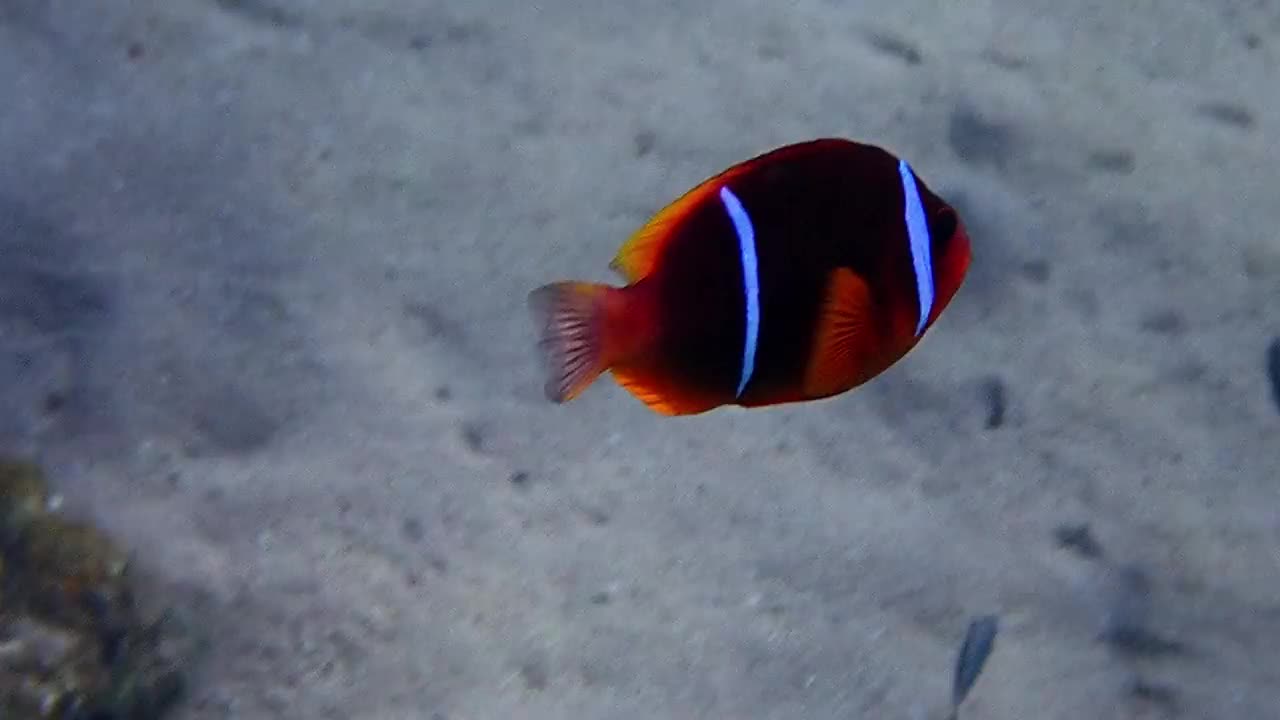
[610,166,757,282]
[528,282,613,403]
[609,186,706,282]
[611,140,856,281]
[802,268,878,399]
[612,366,720,416]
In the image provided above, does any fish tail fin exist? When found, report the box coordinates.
[528,281,621,404]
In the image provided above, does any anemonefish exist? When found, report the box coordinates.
[528,138,971,416]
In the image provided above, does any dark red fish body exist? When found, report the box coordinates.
[529,138,971,416]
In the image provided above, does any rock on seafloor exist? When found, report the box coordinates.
[0,456,195,719]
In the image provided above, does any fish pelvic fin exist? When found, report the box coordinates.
[803,268,880,398]
[527,281,625,404]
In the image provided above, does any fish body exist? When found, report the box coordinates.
[529,138,971,416]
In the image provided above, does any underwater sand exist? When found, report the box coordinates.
[2,1,1278,718]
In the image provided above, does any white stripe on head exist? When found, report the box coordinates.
[719,185,760,398]
[898,159,935,336]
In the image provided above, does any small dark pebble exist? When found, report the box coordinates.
[214,0,299,28]
[404,300,463,341]
[402,516,425,542]
[1101,565,1152,649]
[508,470,530,487]
[1195,101,1255,130]
[434,385,452,402]
[190,390,279,455]
[443,22,484,44]
[865,32,923,65]
[409,35,431,51]
[755,40,785,62]
[1054,523,1105,559]
[633,130,656,157]
[1266,337,1280,415]
[127,41,145,60]
[1139,309,1185,335]
[947,104,1015,168]
[1129,676,1179,708]
[43,391,66,413]
[580,506,610,526]
[979,376,1006,429]
[1100,566,1186,657]
[336,496,352,514]
[1086,149,1136,175]
[982,49,1029,71]
[952,615,999,711]
[520,660,548,690]
[589,591,611,605]
[460,422,485,452]
[1020,259,1051,284]
[1103,627,1186,657]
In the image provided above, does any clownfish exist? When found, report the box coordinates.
[528,138,971,416]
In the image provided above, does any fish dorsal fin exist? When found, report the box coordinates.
[610,149,772,282]
[610,179,721,282]
[611,139,847,281]
[803,268,879,399]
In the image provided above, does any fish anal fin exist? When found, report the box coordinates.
[528,281,615,403]
[803,268,880,399]
[611,366,720,416]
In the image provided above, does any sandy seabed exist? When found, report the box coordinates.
[2,1,1278,718]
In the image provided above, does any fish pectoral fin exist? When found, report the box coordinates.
[528,281,613,403]
[803,268,877,398]
[612,367,717,416]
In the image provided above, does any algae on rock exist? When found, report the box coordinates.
[0,456,191,719]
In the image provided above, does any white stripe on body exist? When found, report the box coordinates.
[718,185,760,398]
[898,159,935,337]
